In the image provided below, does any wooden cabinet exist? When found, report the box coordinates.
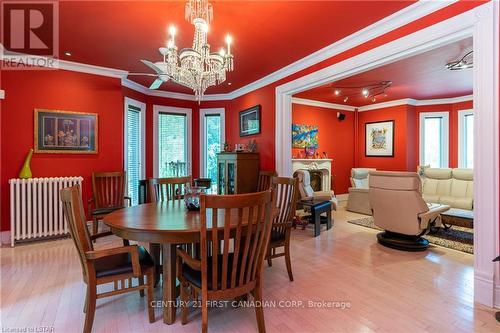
[217,152,259,194]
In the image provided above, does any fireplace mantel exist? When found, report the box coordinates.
[291,159,333,192]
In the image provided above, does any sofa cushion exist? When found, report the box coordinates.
[422,178,452,196]
[452,168,473,181]
[353,178,368,189]
[422,193,440,204]
[450,179,473,198]
[439,196,473,210]
[424,168,452,179]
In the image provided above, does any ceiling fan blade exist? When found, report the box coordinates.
[149,79,163,90]
[141,59,163,74]
[127,73,159,77]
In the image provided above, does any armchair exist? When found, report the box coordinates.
[295,169,337,210]
[368,171,449,251]
[346,168,376,215]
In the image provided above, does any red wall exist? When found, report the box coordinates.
[1,70,124,230]
[292,104,354,194]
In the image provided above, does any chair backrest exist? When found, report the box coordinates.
[271,176,299,238]
[257,170,277,191]
[200,190,273,292]
[294,169,314,199]
[369,171,429,235]
[92,171,126,208]
[148,176,192,203]
[350,168,376,188]
[61,185,93,280]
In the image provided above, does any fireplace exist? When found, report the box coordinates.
[291,158,333,192]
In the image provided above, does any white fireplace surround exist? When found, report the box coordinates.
[291,159,333,192]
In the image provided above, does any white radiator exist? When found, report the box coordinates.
[9,177,83,246]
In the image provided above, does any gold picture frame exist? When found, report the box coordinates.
[34,109,98,154]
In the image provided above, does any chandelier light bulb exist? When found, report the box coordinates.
[225,35,232,54]
[219,48,226,56]
[169,25,177,44]
[167,39,174,49]
[334,89,340,96]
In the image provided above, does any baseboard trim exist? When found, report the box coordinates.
[494,285,500,309]
[475,269,495,307]
[1,231,11,246]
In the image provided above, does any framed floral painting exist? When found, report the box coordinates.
[34,109,98,154]
[365,120,394,157]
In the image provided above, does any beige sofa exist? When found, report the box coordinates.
[421,168,473,211]
[346,168,375,215]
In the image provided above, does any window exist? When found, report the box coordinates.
[200,108,225,193]
[124,98,145,206]
[153,106,192,178]
[419,112,449,168]
[458,110,474,168]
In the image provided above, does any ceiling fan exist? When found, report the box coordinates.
[127,54,171,90]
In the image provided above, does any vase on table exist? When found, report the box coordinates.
[19,149,33,179]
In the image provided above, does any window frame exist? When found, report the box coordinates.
[123,97,146,200]
[458,109,474,168]
[199,108,225,178]
[153,105,192,178]
[419,111,449,168]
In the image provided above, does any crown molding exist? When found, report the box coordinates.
[356,94,473,112]
[291,97,356,111]
[0,0,457,102]
[0,90,4,99]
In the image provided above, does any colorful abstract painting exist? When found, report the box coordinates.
[365,120,394,157]
[292,124,318,148]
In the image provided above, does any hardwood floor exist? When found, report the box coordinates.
[1,202,498,332]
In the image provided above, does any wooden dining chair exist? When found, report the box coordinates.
[61,185,155,333]
[148,176,192,283]
[177,190,274,333]
[257,170,277,191]
[88,171,130,236]
[266,176,299,281]
[148,176,192,203]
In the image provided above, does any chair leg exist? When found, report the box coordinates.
[92,216,98,240]
[149,243,161,287]
[254,282,266,333]
[201,297,208,333]
[83,285,88,313]
[267,246,272,267]
[83,283,97,333]
[180,281,189,325]
[285,242,294,282]
[146,270,155,323]
[139,276,145,297]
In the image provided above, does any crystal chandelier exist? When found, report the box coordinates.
[140,0,234,101]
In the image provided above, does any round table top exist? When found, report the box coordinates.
[103,201,237,244]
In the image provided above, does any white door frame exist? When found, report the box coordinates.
[199,108,225,178]
[153,105,193,178]
[275,2,499,307]
[123,97,146,188]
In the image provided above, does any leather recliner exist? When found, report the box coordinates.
[346,168,376,215]
[295,169,337,211]
[369,171,450,251]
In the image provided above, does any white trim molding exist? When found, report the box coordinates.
[275,2,499,307]
[152,105,193,178]
[123,97,147,193]
[357,94,473,112]
[419,112,450,168]
[291,97,356,111]
[199,108,226,178]
[0,90,5,99]
[458,109,474,168]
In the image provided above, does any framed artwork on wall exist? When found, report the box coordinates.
[365,120,394,157]
[291,124,319,148]
[239,105,261,137]
[34,109,98,154]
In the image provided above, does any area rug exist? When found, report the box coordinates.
[347,216,473,254]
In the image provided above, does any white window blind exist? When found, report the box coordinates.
[458,110,474,168]
[204,114,221,192]
[126,105,142,205]
[158,113,188,177]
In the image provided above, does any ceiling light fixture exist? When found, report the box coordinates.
[133,0,234,101]
[332,81,392,103]
[445,50,473,70]
[64,51,71,56]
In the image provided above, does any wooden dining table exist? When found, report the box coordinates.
[103,200,208,324]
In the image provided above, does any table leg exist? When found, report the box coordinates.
[327,208,332,230]
[149,243,161,286]
[314,209,320,237]
[162,243,177,324]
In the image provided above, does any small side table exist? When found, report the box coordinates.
[299,199,332,237]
